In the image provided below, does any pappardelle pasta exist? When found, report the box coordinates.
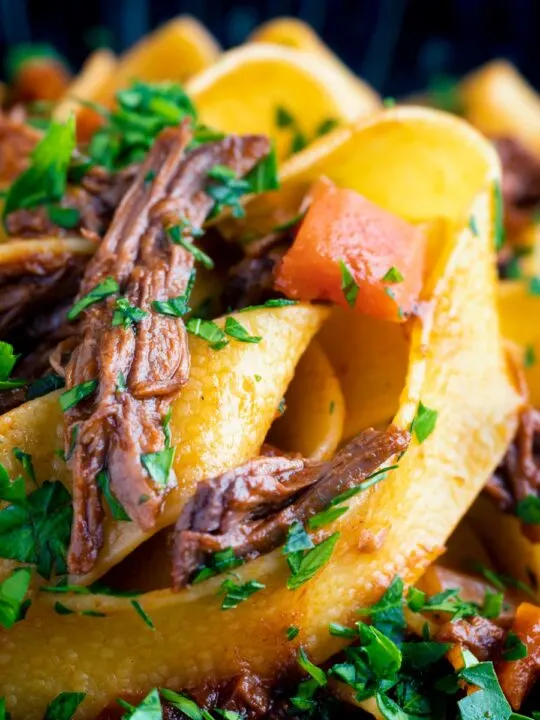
[0,14,538,720]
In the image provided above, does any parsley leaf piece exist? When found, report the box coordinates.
[238,298,298,313]
[224,316,261,344]
[529,276,540,296]
[469,215,479,237]
[357,621,402,677]
[162,407,173,449]
[411,401,438,443]
[141,447,176,487]
[283,521,314,556]
[458,662,512,720]
[275,106,295,128]
[186,317,228,350]
[116,372,127,393]
[67,277,119,320]
[220,578,265,610]
[383,97,397,107]
[307,506,348,530]
[298,648,327,686]
[0,697,7,720]
[339,259,359,308]
[161,689,212,720]
[401,640,451,670]
[3,116,76,220]
[131,599,155,630]
[272,212,305,233]
[0,567,32,629]
[59,379,98,412]
[47,205,80,229]
[502,631,528,661]
[244,145,280,193]
[167,225,214,269]
[0,463,26,504]
[206,170,250,219]
[0,341,25,390]
[192,547,243,584]
[54,601,75,615]
[28,373,65,400]
[286,625,299,641]
[493,180,506,252]
[316,118,339,136]
[329,622,357,639]
[89,81,197,171]
[524,345,536,369]
[329,465,399,506]
[407,586,426,612]
[382,266,404,283]
[96,470,130,521]
[516,495,540,524]
[44,692,86,720]
[111,297,147,329]
[287,533,339,590]
[358,576,405,643]
[290,678,319,712]
[482,590,504,619]
[421,588,479,621]
[0,480,72,578]
[13,448,35,484]
[118,688,161,720]
[152,270,195,318]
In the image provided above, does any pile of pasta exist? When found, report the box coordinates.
[0,15,539,720]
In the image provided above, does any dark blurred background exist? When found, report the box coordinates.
[1,0,540,95]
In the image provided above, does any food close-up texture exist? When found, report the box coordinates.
[0,8,540,720]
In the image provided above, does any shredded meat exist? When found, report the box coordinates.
[222,249,285,311]
[63,121,270,574]
[494,137,540,237]
[437,615,505,661]
[5,165,137,240]
[0,110,40,185]
[172,425,409,588]
[485,404,540,541]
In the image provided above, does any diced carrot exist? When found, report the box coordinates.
[497,602,540,709]
[274,179,425,322]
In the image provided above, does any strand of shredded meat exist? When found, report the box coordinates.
[0,109,40,185]
[485,404,540,541]
[172,425,409,589]
[63,120,270,573]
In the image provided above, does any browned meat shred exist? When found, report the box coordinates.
[0,110,40,185]
[5,165,137,240]
[172,425,410,588]
[485,404,540,541]
[494,137,540,237]
[222,248,285,311]
[437,615,505,661]
[63,120,270,574]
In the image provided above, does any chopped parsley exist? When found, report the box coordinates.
[339,259,359,308]
[0,567,32,629]
[502,631,528,661]
[160,689,212,720]
[117,688,161,720]
[482,590,504,619]
[59,379,98,411]
[238,298,298,312]
[383,97,397,107]
[47,205,80,229]
[67,277,119,320]
[307,506,348,530]
[13,448,36,485]
[243,144,280,194]
[224,316,261,344]
[206,167,250,218]
[88,81,197,171]
[219,577,265,610]
[0,462,25,504]
[524,345,536,369]
[469,215,479,237]
[43,692,86,720]
[316,118,339,136]
[162,407,173,449]
[0,342,25,390]
[111,297,148,329]
[359,576,406,643]
[141,447,176,487]
[286,625,299,641]
[167,224,214,270]
[458,662,512,720]
[96,470,130,521]
[411,401,438,443]
[329,465,399,506]
[0,479,72,578]
[298,647,327,686]
[186,318,228,350]
[283,523,339,590]
[272,212,305,233]
[274,106,336,155]
[493,180,506,251]
[3,116,76,221]
[192,547,243,584]
[131,599,155,630]
[382,266,404,283]
[152,270,195,317]
[529,276,540,296]
[516,495,540,524]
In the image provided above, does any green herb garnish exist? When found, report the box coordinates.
[141,447,175,487]
[0,342,25,390]
[285,531,339,590]
[67,277,119,320]
[167,224,213,270]
[516,495,540,524]
[411,401,438,443]
[131,599,155,630]
[224,316,261,344]
[13,448,35,485]
[96,470,130,521]
[111,297,147,329]
[493,180,506,251]
[382,266,404,283]
[339,259,359,308]
[0,567,32,629]
[286,625,299,641]
[220,578,265,610]
[59,379,98,411]
[27,373,65,400]
[44,691,86,720]
[524,345,536,369]
[152,270,195,317]
[185,318,228,350]
[307,506,348,530]
[192,547,243,584]
[47,205,80,229]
